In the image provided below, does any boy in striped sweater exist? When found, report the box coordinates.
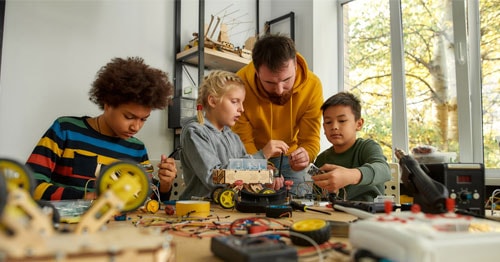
[27,57,177,201]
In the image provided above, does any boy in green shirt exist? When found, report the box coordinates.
[311,92,391,201]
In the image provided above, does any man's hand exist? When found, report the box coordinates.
[262,140,289,159]
[157,154,177,193]
[289,147,310,171]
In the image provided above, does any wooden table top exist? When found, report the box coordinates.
[107,202,357,262]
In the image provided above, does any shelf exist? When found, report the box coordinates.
[176,46,250,72]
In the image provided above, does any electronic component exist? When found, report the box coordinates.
[423,163,485,216]
[235,189,288,213]
[307,163,325,176]
[349,207,500,262]
[395,148,449,214]
[211,235,297,262]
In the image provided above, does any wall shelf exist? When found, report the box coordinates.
[177,46,250,73]
[168,0,253,149]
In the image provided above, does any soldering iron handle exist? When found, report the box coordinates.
[396,149,448,213]
[290,201,307,212]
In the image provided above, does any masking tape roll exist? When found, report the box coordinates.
[175,200,210,218]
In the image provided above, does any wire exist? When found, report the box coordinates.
[488,189,500,216]
[83,178,96,199]
[251,231,324,262]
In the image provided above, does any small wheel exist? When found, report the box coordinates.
[96,160,151,212]
[145,199,160,213]
[219,189,236,209]
[259,188,276,194]
[0,158,35,194]
[0,174,6,216]
[211,186,225,204]
[290,219,331,246]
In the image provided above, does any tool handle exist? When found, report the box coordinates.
[290,201,307,212]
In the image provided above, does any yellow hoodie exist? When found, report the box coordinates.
[232,53,323,161]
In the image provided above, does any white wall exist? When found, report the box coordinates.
[0,0,338,164]
[0,0,176,163]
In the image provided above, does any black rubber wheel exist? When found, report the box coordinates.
[211,186,225,204]
[290,219,331,246]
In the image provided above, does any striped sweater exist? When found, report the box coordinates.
[26,116,150,200]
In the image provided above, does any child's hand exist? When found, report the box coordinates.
[262,140,289,159]
[157,155,177,193]
[267,175,284,190]
[289,147,310,171]
[310,164,361,192]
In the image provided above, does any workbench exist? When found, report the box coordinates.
[108,203,357,262]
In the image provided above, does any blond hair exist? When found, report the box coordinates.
[196,70,245,124]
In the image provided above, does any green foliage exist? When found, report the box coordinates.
[344,0,500,167]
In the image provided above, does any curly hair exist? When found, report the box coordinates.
[252,33,296,72]
[88,57,173,110]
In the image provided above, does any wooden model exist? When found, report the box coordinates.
[0,159,174,262]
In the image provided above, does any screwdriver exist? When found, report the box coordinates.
[290,201,331,215]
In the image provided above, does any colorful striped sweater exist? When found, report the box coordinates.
[26,116,150,200]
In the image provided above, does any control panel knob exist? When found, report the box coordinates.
[473,192,480,200]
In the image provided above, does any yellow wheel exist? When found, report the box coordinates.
[0,158,35,194]
[96,160,151,212]
[145,199,160,213]
[211,186,225,204]
[219,189,235,209]
[259,188,276,194]
[290,219,331,246]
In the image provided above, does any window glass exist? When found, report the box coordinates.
[342,0,471,163]
[342,0,393,160]
[343,0,500,173]
[479,0,500,168]
[400,0,460,161]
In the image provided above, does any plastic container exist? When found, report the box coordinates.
[50,199,92,218]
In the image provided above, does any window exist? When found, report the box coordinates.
[339,0,500,183]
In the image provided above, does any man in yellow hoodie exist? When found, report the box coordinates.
[233,34,323,197]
